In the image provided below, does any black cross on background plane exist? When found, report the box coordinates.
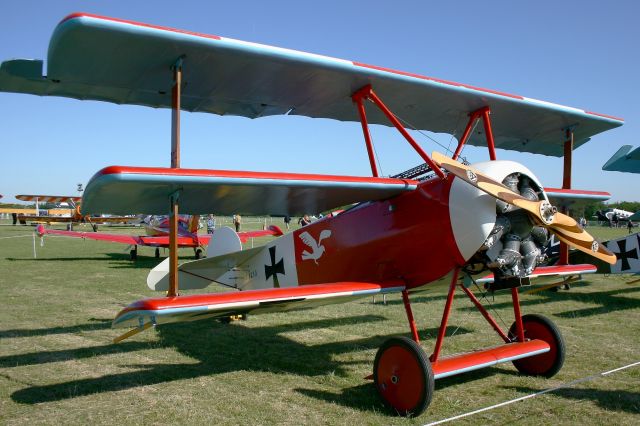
[613,237,639,271]
[265,246,285,288]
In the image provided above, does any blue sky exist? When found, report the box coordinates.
[1,0,638,204]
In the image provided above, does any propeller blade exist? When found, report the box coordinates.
[429,152,616,264]
[431,152,581,232]
[550,226,617,265]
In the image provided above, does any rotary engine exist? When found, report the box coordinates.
[479,172,549,280]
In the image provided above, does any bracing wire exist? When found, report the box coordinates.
[393,112,472,165]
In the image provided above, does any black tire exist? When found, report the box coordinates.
[509,314,565,378]
[155,248,160,258]
[373,336,434,417]
[195,249,203,259]
[92,224,98,232]
[130,249,138,261]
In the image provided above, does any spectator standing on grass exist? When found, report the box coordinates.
[284,215,291,230]
[628,220,634,234]
[206,214,216,234]
[298,215,311,227]
[233,214,242,232]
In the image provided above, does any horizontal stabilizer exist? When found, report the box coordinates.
[147,245,263,291]
[115,281,405,329]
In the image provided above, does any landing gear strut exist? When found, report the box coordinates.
[373,270,565,417]
[130,246,138,260]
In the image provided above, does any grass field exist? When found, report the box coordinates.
[0,220,638,425]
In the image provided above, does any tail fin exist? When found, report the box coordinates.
[35,224,46,237]
[267,225,284,236]
[207,226,242,258]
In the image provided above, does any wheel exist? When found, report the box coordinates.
[509,314,565,378]
[155,248,160,258]
[92,224,98,232]
[130,249,138,261]
[373,336,434,417]
[195,248,203,259]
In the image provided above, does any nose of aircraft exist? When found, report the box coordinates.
[446,159,547,265]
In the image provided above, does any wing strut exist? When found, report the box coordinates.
[452,106,497,161]
[168,56,184,297]
[352,85,446,179]
[558,127,575,267]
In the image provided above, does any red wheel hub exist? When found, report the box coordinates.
[515,321,557,374]
[376,345,425,412]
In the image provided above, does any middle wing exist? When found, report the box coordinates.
[476,264,597,285]
[81,166,418,215]
[113,281,405,329]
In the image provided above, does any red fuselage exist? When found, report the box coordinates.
[292,175,464,290]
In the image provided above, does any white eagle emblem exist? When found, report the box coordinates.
[299,230,332,264]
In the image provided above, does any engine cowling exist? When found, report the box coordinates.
[447,160,550,279]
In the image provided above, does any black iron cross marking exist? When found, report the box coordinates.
[265,246,285,288]
[613,238,638,271]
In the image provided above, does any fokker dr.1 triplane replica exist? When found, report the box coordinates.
[0,13,623,416]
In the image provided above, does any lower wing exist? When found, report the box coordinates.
[113,281,405,338]
[37,226,197,248]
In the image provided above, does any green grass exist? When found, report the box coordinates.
[0,220,638,425]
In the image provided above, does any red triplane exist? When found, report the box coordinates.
[36,214,282,260]
[0,13,622,416]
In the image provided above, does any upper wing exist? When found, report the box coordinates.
[80,166,418,215]
[113,281,406,329]
[0,13,623,157]
[602,145,640,174]
[476,264,597,285]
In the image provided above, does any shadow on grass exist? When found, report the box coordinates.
[0,341,153,368]
[9,315,474,407]
[295,384,382,413]
[503,385,640,414]
[0,318,111,339]
[294,367,519,415]
[456,284,640,319]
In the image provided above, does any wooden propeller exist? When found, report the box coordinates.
[431,151,617,265]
